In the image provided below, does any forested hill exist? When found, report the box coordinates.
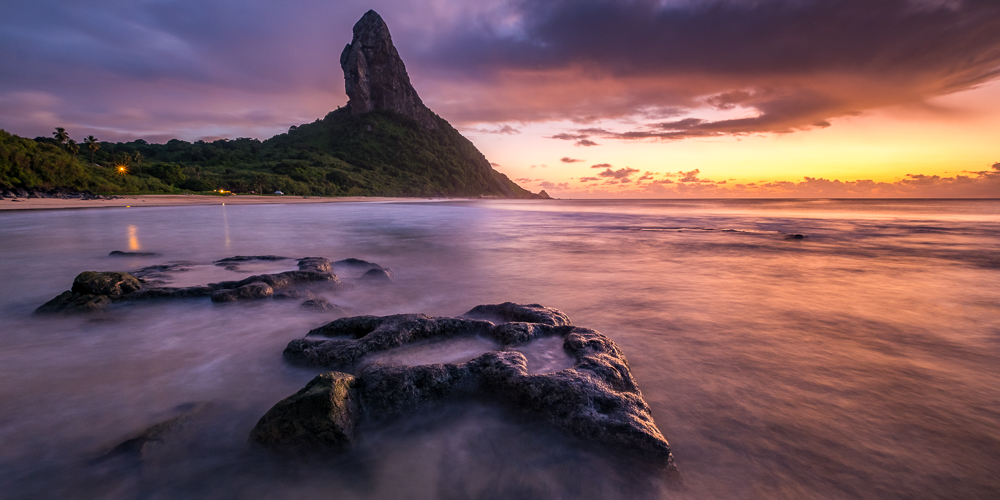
[1,10,544,199]
[0,108,542,197]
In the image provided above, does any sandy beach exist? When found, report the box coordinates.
[0,194,416,211]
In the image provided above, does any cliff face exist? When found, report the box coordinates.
[327,9,542,199]
[340,10,437,129]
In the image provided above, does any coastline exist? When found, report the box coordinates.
[0,194,419,211]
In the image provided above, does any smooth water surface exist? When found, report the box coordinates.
[1,199,998,499]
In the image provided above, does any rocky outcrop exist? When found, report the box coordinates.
[72,271,141,296]
[210,282,274,302]
[36,271,142,314]
[249,372,361,453]
[264,303,676,468]
[35,256,387,313]
[109,251,162,257]
[340,10,437,129]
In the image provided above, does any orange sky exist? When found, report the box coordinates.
[461,80,1000,198]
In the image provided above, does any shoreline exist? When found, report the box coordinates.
[0,194,424,211]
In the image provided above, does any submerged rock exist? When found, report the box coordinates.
[94,402,208,462]
[301,297,343,312]
[109,251,162,257]
[211,282,274,302]
[35,290,112,314]
[267,304,676,469]
[214,255,289,265]
[359,268,395,283]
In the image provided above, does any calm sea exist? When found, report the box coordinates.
[1,199,998,499]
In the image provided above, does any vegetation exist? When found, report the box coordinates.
[0,108,537,198]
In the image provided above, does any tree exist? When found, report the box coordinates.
[67,139,80,155]
[133,151,143,175]
[52,127,69,147]
[84,135,99,164]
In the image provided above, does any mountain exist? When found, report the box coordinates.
[0,10,543,199]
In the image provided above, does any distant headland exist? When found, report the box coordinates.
[0,10,546,200]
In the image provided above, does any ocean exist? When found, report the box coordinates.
[1,199,998,499]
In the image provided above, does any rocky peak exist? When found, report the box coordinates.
[340,10,437,129]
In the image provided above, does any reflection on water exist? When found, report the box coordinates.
[0,199,998,499]
[127,224,140,251]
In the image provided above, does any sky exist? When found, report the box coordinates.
[1,0,998,197]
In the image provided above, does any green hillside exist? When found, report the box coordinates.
[1,108,540,198]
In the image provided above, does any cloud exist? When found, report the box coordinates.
[598,167,640,179]
[578,176,600,182]
[3,0,999,144]
[414,0,1000,137]
[590,163,612,169]
[566,164,1000,197]
[469,124,520,134]
[538,180,570,190]
[561,157,583,163]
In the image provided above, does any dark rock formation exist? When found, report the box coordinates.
[301,297,343,312]
[1,187,114,200]
[94,402,208,462]
[109,251,162,257]
[359,268,394,283]
[537,190,553,199]
[249,372,360,453]
[214,255,289,265]
[210,282,274,302]
[297,257,333,273]
[36,271,141,314]
[341,10,437,129]
[266,304,676,468]
[72,271,141,296]
[274,289,318,300]
[35,290,112,314]
[333,258,383,273]
[34,256,370,312]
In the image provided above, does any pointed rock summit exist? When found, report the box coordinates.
[340,10,437,129]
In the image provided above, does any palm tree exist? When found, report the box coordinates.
[133,151,143,175]
[52,127,69,147]
[84,135,100,164]
[67,139,80,155]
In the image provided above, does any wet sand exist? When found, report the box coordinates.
[0,194,416,211]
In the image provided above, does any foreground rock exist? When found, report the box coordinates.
[249,373,360,453]
[258,303,676,469]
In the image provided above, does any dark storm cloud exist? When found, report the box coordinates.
[416,0,1000,137]
[0,0,437,140]
[3,0,999,141]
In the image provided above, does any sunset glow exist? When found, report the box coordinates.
[1,0,998,197]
